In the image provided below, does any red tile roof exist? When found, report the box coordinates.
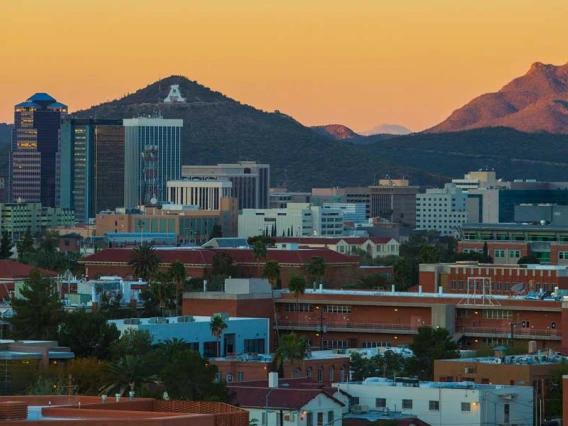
[0,260,57,279]
[230,377,350,397]
[80,248,359,266]
[227,386,343,410]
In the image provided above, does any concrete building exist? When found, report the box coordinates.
[269,189,311,209]
[0,176,5,203]
[10,93,67,207]
[95,200,238,245]
[166,179,232,210]
[109,315,270,359]
[458,222,568,265]
[275,237,399,259]
[369,179,419,227]
[335,378,533,426]
[182,161,270,209]
[416,183,468,236]
[123,118,182,208]
[312,187,371,218]
[58,118,125,222]
[452,170,501,191]
[238,203,344,239]
[0,202,74,240]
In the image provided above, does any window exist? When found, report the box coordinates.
[203,342,217,358]
[329,366,335,381]
[285,303,313,312]
[451,280,456,290]
[509,250,521,258]
[559,251,568,260]
[458,280,464,290]
[307,367,312,378]
[494,249,505,258]
[351,397,360,405]
[317,366,323,383]
[306,412,313,426]
[402,399,412,409]
[461,402,471,412]
[244,339,265,353]
[429,400,440,411]
[483,310,512,319]
[327,411,334,424]
[324,305,352,314]
[262,412,267,426]
[376,398,386,408]
[237,372,244,382]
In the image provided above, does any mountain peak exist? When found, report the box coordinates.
[361,124,412,136]
[427,60,568,134]
[311,124,359,140]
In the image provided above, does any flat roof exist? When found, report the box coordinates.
[344,377,526,390]
[110,315,264,325]
[444,353,566,366]
[462,223,568,232]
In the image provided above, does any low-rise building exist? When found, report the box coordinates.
[335,377,533,426]
[0,260,57,300]
[275,237,400,259]
[109,314,270,359]
[0,202,74,240]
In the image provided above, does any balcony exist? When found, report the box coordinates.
[460,326,560,341]
[277,320,418,335]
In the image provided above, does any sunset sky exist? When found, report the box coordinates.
[1,0,568,131]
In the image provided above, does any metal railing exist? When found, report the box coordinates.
[277,320,417,333]
[460,326,560,340]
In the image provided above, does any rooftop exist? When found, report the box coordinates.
[444,351,567,366]
[345,376,527,390]
[0,260,57,279]
[228,386,344,410]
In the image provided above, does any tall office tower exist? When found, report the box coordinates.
[58,119,125,222]
[369,179,419,227]
[181,161,270,209]
[123,118,183,208]
[10,93,67,206]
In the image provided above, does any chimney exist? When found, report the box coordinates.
[268,372,278,388]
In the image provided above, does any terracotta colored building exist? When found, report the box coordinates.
[419,261,568,294]
[0,260,57,300]
[59,233,82,254]
[80,247,360,287]
[0,396,248,426]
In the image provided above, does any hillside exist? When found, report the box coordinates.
[428,61,568,134]
[73,76,444,189]
[368,127,568,182]
[311,124,359,140]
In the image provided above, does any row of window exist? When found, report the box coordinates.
[369,398,471,412]
[262,410,335,426]
[284,304,353,313]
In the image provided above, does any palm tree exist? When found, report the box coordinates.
[150,272,178,317]
[100,355,157,396]
[307,256,326,288]
[274,333,309,368]
[169,261,186,289]
[263,260,282,341]
[128,244,161,281]
[210,314,228,358]
[288,275,306,329]
[158,338,189,362]
[252,241,268,276]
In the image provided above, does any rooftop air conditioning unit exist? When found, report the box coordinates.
[178,315,195,323]
[124,318,141,325]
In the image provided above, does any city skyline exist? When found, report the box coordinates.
[1,0,568,132]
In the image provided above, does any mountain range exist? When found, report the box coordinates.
[361,124,412,136]
[429,61,568,134]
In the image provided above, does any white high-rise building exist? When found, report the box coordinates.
[166,179,232,210]
[416,183,468,236]
[123,118,183,208]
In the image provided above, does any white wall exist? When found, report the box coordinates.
[335,382,533,426]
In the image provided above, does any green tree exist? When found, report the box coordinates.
[252,241,268,275]
[160,349,230,401]
[0,231,13,259]
[517,254,540,265]
[419,246,442,264]
[169,261,186,289]
[211,252,236,276]
[274,333,309,367]
[350,352,383,381]
[158,338,190,362]
[128,244,161,281]
[210,314,228,358]
[288,275,306,328]
[357,272,389,290]
[58,310,120,360]
[16,228,35,263]
[307,256,326,287]
[8,269,64,340]
[208,224,223,240]
[393,257,415,291]
[110,329,154,360]
[247,235,276,247]
[66,357,111,395]
[545,363,568,418]
[262,260,282,341]
[407,326,460,380]
[149,271,179,317]
[100,355,157,396]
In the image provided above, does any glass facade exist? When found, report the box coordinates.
[58,119,124,222]
[499,189,568,222]
[11,94,67,207]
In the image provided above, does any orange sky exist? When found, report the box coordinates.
[1,0,568,132]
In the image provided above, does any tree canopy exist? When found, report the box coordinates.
[274,333,309,367]
[407,326,460,380]
[128,244,161,281]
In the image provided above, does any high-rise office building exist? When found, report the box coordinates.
[369,179,419,227]
[10,93,67,206]
[58,119,125,222]
[181,161,270,209]
[123,118,183,208]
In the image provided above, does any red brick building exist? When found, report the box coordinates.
[59,233,82,254]
[80,247,360,287]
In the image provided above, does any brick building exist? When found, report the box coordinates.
[80,247,360,287]
[419,261,568,295]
